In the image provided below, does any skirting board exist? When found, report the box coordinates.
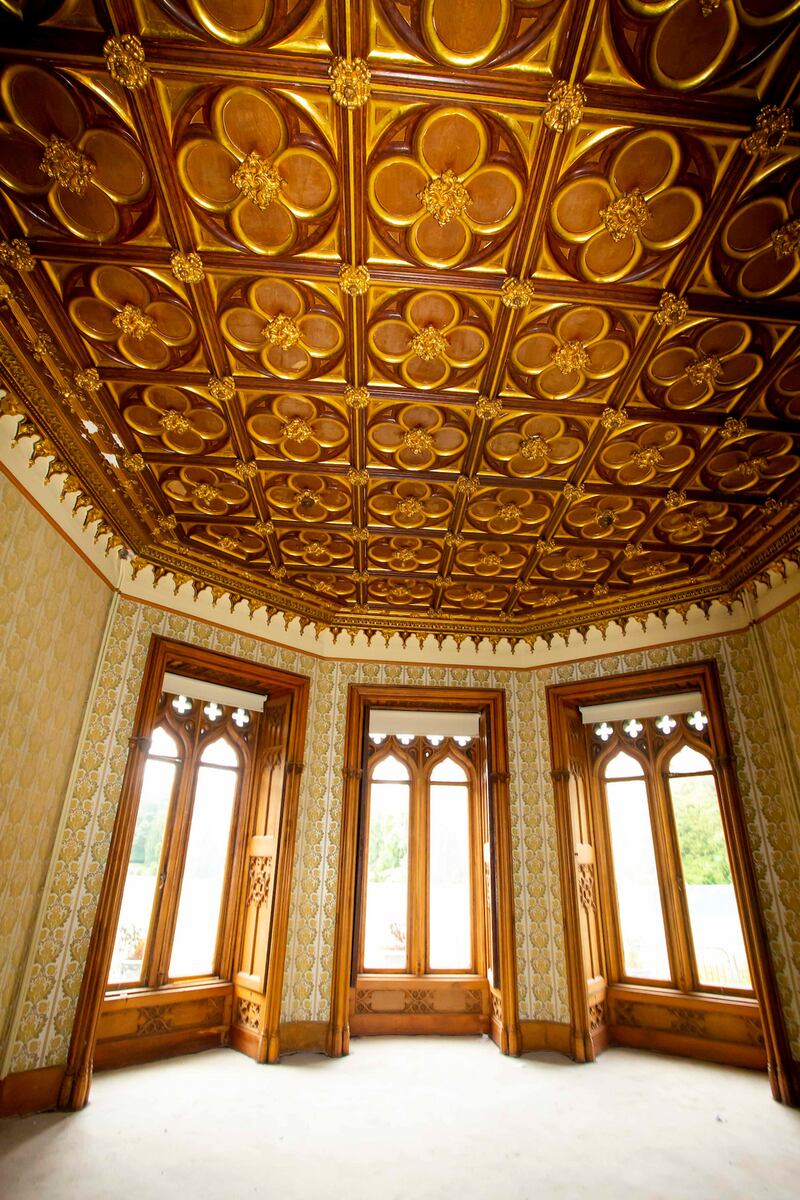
[519,1021,573,1056]
[279,1021,328,1055]
[0,1064,65,1116]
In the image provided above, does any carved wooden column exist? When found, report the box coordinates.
[488,767,521,1056]
[60,732,154,1108]
[328,760,364,1057]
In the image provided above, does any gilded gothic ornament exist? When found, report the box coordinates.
[208,376,236,403]
[113,304,155,340]
[344,385,370,409]
[600,189,650,242]
[396,496,423,520]
[338,264,370,296]
[500,278,535,309]
[159,410,191,435]
[600,407,627,431]
[476,396,503,420]
[154,514,177,539]
[39,137,95,196]
[347,467,369,486]
[103,34,150,89]
[771,218,800,260]
[410,325,448,362]
[254,520,274,536]
[170,251,204,284]
[0,239,34,272]
[721,416,747,440]
[351,526,369,542]
[193,481,219,504]
[417,170,471,226]
[699,0,722,14]
[351,569,370,583]
[536,538,557,554]
[283,417,315,443]
[234,459,258,480]
[403,428,434,455]
[632,445,662,470]
[269,564,287,579]
[264,313,301,349]
[593,583,609,597]
[75,368,101,392]
[686,353,722,387]
[231,152,283,210]
[520,435,550,463]
[742,106,792,157]
[563,482,585,502]
[544,82,586,134]
[456,475,480,497]
[624,542,644,559]
[665,489,687,508]
[654,292,689,328]
[444,532,463,548]
[0,279,11,302]
[551,340,590,375]
[328,57,371,108]
[121,452,145,472]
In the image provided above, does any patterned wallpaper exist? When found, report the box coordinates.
[0,471,111,1069]
[7,594,800,1075]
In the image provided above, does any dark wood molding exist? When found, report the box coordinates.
[328,685,521,1058]
[546,660,798,1107]
[60,635,310,1110]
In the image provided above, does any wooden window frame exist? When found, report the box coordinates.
[594,718,755,999]
[105,698,256,994]
[329,684,520,1057]
[547,659,797,1105]
[356,736,483,979]
[60,636,310,1110]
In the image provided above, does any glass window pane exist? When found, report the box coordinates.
[606,778,671,980]
[604,749,644,779]
[168,765,237,978]
[150,726,179,758]
[669,772,752,989]
[108,757,175,985]
[428,783,471,969]
[363,781,409,969]
[669,744,712,774]
[201,737,238,767]
[430,756,467,783]
[372,754,409,782]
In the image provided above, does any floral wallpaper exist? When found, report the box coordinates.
[7,593,800,1075]
[0,471,111,1069]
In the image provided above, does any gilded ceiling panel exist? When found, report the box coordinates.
[0,0,798,643]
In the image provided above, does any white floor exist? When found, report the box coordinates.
[1,1038,799,1199]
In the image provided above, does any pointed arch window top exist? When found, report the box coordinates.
[150,726,180,759]
[201,737,239,767]
[430,756,468,783]
[668,744,712,775]
[372,753,410,781]
[604,749,644,779]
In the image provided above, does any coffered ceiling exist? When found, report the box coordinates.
[1,0,799,643]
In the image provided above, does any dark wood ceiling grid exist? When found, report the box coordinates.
[0,0,799,641]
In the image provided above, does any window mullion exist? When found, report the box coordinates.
[152,724,203,987]
[137,753,183,990]
[648,728,695,993]
[411,748,426,977]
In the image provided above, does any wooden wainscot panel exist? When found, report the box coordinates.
[94,982,233,1070]
[607,985,767,1071]
[350,977,489,1036]
[230,992,263,1059]
[0,1065,66,1117]
[519,1022,573,1056]
[278,1021,329,1055]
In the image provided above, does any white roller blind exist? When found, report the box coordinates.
[368,709,480,737]
[163,672,266,713]
[579,692,703,725]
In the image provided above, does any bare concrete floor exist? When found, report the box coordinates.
[1,1038,799,1199]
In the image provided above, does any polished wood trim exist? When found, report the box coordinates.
[0,1065,65,1117]
[278,1021,328,1055]
[329,686,520,1057]
[350,1013,487,1037]
[519,1022,573,1057]
[610,1026,766,1071]
[546,660,798,1106]
[61,635,310,1108]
